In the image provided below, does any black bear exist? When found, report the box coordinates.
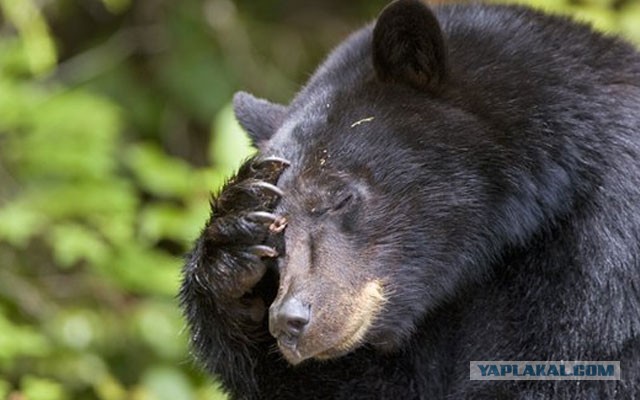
[180,0,640,398]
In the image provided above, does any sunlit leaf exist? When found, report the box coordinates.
[18,180,137,224]
[572,5,617,33]
[196,384,229,400]
[102,0,131,14]
[620,3,640,46]
[139,201,210,245]
[20,376,67,400]
[142,367,195,400]
[134,301,186,359]
[0,200,46,247]
[498,0,572,14]
[0,78,45,131]
[0,313,51,366]
[48,224,110,268]
[94,375,127,400]
[0,379,10,399]
[0,0,56,75]
[210,103,255,177]
[125,143,197,198]
[101,244,180,296]
[11,90,122,180]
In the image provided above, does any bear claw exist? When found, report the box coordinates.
[255,156,291,168]
[249,245,279,258]
[251,181,285,197]
[247,211,279,224]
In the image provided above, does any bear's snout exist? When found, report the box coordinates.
[269,296,311,349]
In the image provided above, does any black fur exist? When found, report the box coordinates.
[181,1,640,398]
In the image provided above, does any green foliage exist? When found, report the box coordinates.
[502,0,640,43]
[0,0,56,75]
[210,104,256,177]
[0,0,637,398]
[0,309,51,366]
[0,1,230,396]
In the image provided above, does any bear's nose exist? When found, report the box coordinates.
[269,297,310,347]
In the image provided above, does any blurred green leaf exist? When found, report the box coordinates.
[572,5,617,32]
[210,103,255,176]
[620,2,640,45]
[139,203,201,245]
[125,143,197,198]
[0,77,45,131]
[0,38,35,77]
[0,0,56,76]
[102,0,131,14]
[581,0,615,7]
[134,301,186,359]
[94,375,127,400]
[502,0,573,14]
[103,244,180,296]
[9,90,122,180]
[0,312,51,366]
[21,375,67,400]
[196,385,229,400]
[49,223,110,268]
[0,379,10,399]
[142,367,195,400]
[0,200,45,247]
[51,310,99,351]
[27,180,135,223]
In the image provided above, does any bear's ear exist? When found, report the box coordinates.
[372,0,448,91]
[233,91,286,147]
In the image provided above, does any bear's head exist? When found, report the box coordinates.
[233,0,522,365]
